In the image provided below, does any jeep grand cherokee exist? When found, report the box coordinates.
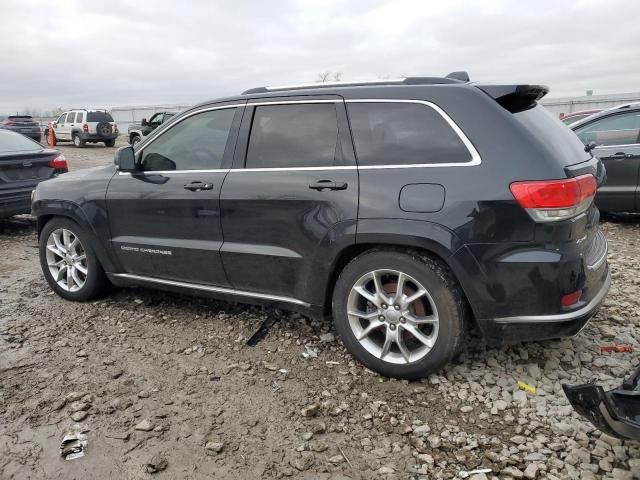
[32,74,610,379]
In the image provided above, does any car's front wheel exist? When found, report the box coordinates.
[39,218,109,301]
[332,249,465,379]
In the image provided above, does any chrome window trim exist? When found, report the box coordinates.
[123,98,482,174]
[345,99,481,167]
[594,143,640,150]
[112,273,310,307]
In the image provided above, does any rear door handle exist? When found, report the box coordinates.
[309,180,348,191]
[184,181,213,191]
[610,152,633,160]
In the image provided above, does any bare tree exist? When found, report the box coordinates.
[317,71,332,83]
[333,72,342,82]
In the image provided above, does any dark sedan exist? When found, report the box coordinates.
[0,129,67,219]
[0,115,42,142]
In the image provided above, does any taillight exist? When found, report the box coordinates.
[561,290,582,308]
[82,123,88,133]
[49,154,68,171]
[510,174,597,222]
[4,120,16,126]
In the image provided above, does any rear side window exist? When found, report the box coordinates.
[0,130,42,153]
[514,106,591,165]
[87,111,114,122]
[75,112,83,123]
[140,108,235,171]
[246,103,338,168]
[347,102,472,166]
[574,111,640,147]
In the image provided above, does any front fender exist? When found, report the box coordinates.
[32,199,118,273]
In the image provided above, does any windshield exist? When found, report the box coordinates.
[86,111,114,122]
[514,106,591,165]
[0,130,42,154]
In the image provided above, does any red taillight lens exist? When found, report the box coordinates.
[82,123,88,133]
[561,290,582,308]
[510,174,597,222]
[4,120,16,126]
[49,154,68,171]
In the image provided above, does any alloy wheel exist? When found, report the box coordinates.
[45,228,88,292]
[346,269,439,365]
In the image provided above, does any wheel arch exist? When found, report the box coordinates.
[322,220,486,334]
[35,204,117,273]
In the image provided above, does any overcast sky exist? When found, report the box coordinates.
[1,0,639,113]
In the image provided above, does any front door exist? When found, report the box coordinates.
[574,110,640,211]
[106,103,243,285]
[219,97,358,305]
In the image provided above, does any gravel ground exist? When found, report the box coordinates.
[1,141,639,479]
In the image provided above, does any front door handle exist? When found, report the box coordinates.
[309,180,348,191]
[184,181,213,191]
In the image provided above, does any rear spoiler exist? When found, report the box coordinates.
[476,84,549,113]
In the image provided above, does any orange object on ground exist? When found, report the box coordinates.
[600,344,633,353]
[48,122,56,146]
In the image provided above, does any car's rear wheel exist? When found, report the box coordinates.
[72,133,85,148]
[39,218,109,301]
[332,249,465,379]
[104,139,115,147]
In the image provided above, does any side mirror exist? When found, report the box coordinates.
[141,118,148,126]
[114,145,137,172]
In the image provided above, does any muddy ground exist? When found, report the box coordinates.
[1,141,639,479]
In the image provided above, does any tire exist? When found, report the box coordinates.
[332,249,466,379]
[39,217,109,301]
[73,133,85,148]
[104,139,116,147]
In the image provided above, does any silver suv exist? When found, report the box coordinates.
[45,109,118,148]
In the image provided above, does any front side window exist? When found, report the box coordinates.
[574,111,640,147]
[57,113,68,124]
[140,108,235,171]
[246,103,338,169]
[149,113,163,126]
[347,102,472,166]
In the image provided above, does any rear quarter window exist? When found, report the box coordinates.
[0,130,42,153]
[346,102,473,166]
[515,106,591,165]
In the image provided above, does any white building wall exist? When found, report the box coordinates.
[542,92,640,117]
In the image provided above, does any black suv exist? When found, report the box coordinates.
[32,75,610,379]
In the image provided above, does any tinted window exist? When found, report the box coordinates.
[149,113,163,125]
[87,111,114,122]
[514,105,591,165]
[347,102,471,166]
[140,108,235,171]
[0,130,42,153]
[246,103,338,168]
[574,111,640,147]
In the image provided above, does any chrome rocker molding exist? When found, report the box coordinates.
[494,270,611,324]
[111,273,311,307]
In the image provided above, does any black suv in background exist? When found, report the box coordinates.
[0,115,42,142]
[32,75,609,379]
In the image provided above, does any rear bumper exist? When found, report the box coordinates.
[478,266,610,344]
[0,192,32,218]
[79,132,118,141]
[563,365,640,440]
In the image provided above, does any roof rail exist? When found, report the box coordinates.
[242,74,469,95]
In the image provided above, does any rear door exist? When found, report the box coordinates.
[219,96,358,305]
[106,102,243,285]
[574,110,640,211]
